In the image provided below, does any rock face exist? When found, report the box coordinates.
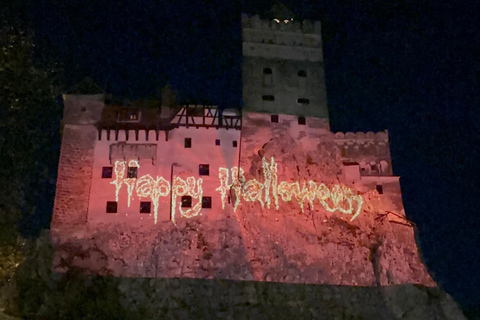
[0,233,467,320]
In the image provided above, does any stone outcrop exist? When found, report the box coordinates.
[0,233,467,320]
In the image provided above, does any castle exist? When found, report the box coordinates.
[51,13,434,287]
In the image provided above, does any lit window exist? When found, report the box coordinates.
[199,164,210,176]
[298,116,306,125]
[263,68,272,74]
[181,196,192,208]
[215,139,220,146]
[106,201,117,213]
[202,197,212,209]
[102,167,113,178]
[376,185,383,194]
[298,70,307,77]
[140,201,151,213]
[127,167,137,178]
[271,115,279,123]
[185,138,192,148]
[262,95,275,101]
[233,141,238,148]
[297,98,310,104]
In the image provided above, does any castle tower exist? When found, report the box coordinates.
[51,94,105,236]
[242,13,328,119]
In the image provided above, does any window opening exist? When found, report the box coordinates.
[298,70,307,77]
[263,68,272,74]
[202,197,212,208]
[376,185,384,194]
[127,167,137,178]
[232,141,238,148]
[298,116,306,125]
[297,98,310,104]
[140,202,151,213]
[102,167,113,178]
[181,196,192,208]
[215,139,220,146]
[262,95,275,101]
[184,138,192,148]
[106,201,117,213]
[199,164,210,176]
[271,115,279,123]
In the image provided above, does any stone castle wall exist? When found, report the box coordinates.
[51,125,97,233]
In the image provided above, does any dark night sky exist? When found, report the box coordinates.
[26,0,479,310]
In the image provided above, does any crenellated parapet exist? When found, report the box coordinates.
[241,14,322,37]
[333,131,392,176]
[241,14,323,62]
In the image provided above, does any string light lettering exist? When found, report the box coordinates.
[108,157,364,224]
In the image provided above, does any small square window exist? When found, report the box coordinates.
[263,68,272,74]
[232,141,238,148]
[106,201,117,213]
[127,167,137,178]
[376,185,383,194]
[298,70,307,77]
[185,138,192,148]
[271,115,279,123]
[262,95,275,101]
[215,139,220,146]
[202,196,212,209]
[298,116,306,125]
[199,164,210,176]
[140,201,151,213]
[102,167,113,178]
[181,196,192,208]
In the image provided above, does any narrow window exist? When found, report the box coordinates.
[271,115,279,123]
[297,98,310,104]
[215,139,220,146]
[376,185,383,194]
[263,68,272,74]
[102,167,113,178]
[232,141,238,148]
[184,138,192,148]
[127,167,137,178]
[140,201,151,213]
[106,201,117,213]
[181,196,192,208]
[202,196,212,209]
[262,95,275,101]
[298,116,306,125]
[199,164,210,176]
[298,70,307,77]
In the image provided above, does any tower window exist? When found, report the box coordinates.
[376,185,384,194]
[184,138,192,148]
[102,167,113,178]
[140,202,151,213]
[298,116,306,125]
[215,139,220,146]
[202,196,212,209]
[297,98,310,104]
[271,115,279,123]
[127,167,137,178]
[233,141,238,148]
[263,68,272,74]
[298,70,307,77]
[199,164,210,176]
[106,201,117,213]
[181,196,192,208]
[262,95,275,101]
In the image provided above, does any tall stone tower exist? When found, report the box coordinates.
[242,13,328,118]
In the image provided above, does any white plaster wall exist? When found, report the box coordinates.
[87,127,241,226]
